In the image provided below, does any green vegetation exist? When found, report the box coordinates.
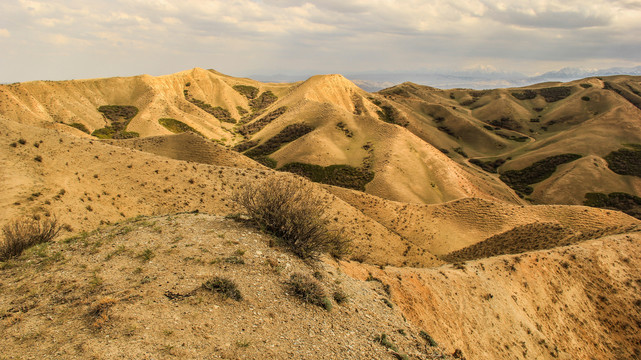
[93,105,140,139]
[511,87,572,102]
[605,147,641,177]
[68,122,90,134]
[202,276,242,301]
[158,118,203,136]
[286,273,332,310]
[453,147,468,158]
[580,83,593,88]
[232,85,259,100]
[98,105,139,122]
[238,106,287,136]
[234,175,350,259]
[376,104,409,127]
[245,124,313,157]
[469,158,506,173]
[437,126,455,137]
[539,86,572,102]
[419,330,438,347]
[184,88,236,123]
[374,333,398,352]
[581,96,590,101]
[495,132,528,142]
[249,91,278,112]
[241,123,313,168]
[511,90,537,100]
[499,154,582,195]
[584,192,641,219]
[1,217,61,261]
[489,117,521,131]
[280,162,375,191]
[233,140,258,153]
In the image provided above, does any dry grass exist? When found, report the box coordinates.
[1,216,61,261]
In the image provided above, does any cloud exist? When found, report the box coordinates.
[0,0,639,83]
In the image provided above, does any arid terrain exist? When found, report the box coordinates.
[1,69,641,359]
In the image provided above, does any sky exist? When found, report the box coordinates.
[1,0,641,84]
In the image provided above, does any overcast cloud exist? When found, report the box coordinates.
[1,0,640,84]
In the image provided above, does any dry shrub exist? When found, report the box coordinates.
[202,276,242,301]
[88,297,118,329]
[1,216,61,261]
[287,273,332,310]
[234,175,350,259]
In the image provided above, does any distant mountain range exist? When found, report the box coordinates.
[253,65,641,91]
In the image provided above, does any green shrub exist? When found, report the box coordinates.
[244,123,314,158]
[581,96,590,101]
[237,107,287,136]
[1,217,61,261]
[511,90,537,100]
[538,86,572,102]
[580,83,592,88]
[250,91,278,112]
[419,330,438,347]
[584,192,641,219]
[279,162,374,191]
[499,154,582,195]
[68,122,90,134]
[286,273,331,310]
[98,105,139,122]
[234,175,350,259]
[469,158,505,173]
[202,276,242,301]
[376,105,409,127]
[158,118,203,136]
[605,147,641,177]
[374,333,398,352]
[233,85,259,100]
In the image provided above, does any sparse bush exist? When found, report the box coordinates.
[279,162,374,191]
[1,216,61,261]
[202,276,242,301]
[18,138,26,145]
[581,96,590,101]
[234,175,350,259]
[286,273,331,310]
[34,155,42,162]
[333,289,348,304]
[374,333,398,352]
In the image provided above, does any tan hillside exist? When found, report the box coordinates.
[3,69,641,360]
[0,213,454,360]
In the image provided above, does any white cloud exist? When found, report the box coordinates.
[0,29,10,38]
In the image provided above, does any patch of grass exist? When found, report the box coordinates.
[286,273,332,310]
[184,89,236,123]
[376,104,409,127]
[234,175,350,259]
[469,158,505,173]
[333,289,348,304]
[202,276,242,301]
[136,248,154,263]
[158,118,203,136]
[92,105,140,139]
[249,91,278,112]
[580,83,593,88]
[233,140,258,153]
[1,217,61,261]
[233,85,259,100]
[489,117,521,131]
[499,154,582,195]
[279,162,374,191]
